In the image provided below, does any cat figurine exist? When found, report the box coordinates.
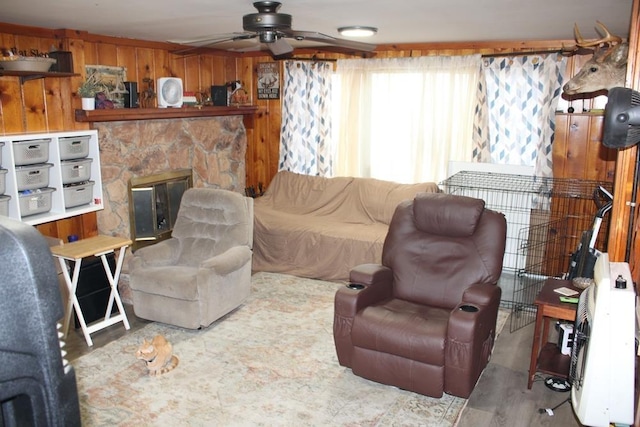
[135,334,179,376]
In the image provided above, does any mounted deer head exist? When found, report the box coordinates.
[562,21,628,95]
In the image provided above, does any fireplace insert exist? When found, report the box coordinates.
[128,169,192,251]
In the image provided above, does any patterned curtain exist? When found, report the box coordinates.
[472,54,567,177]
[279,60,333,176]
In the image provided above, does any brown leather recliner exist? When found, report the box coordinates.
[333,192,507,398]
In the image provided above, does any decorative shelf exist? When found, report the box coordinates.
[0,70,78,83]
[74,106,259,128]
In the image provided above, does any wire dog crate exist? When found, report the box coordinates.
[440,171,613,330]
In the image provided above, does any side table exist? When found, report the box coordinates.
[527,278,581,389]
[50,235,132,346]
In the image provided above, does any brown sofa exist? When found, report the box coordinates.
[333,193,507,398]
[252,171,440,281]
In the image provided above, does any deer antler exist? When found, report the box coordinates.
[562,21,623,59]
[574,20,622,48]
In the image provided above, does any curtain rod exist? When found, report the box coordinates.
[286,56,337,62]
[481,49,563,58]
[285,49,564,61]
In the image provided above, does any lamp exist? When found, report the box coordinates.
[338,26,377,37]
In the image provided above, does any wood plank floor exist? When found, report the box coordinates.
[65,306,581,426]
[64,304,149,361]
[457,319,581,427]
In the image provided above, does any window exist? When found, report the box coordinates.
[332,55,482,183]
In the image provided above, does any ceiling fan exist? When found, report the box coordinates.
[169,1,377,57]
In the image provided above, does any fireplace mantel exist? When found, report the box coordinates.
[75,106,259,128]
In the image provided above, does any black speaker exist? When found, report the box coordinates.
[0,216,81,426]
[124,81,138,108]
[211,85,227,106]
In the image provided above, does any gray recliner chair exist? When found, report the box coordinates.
[129,188,254,329]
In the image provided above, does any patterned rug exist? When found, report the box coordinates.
[73,272,509,427]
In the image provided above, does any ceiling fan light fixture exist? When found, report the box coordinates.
[259,30,278,43]
[338,26,377,37]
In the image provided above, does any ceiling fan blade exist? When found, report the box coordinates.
[267,38,294,57]
[284,30,376,52]
[169,32,256,47]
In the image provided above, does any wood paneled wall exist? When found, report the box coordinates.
[0,22,606,241]
[553,113,617,182]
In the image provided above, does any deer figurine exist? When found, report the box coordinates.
[562,21,628,95]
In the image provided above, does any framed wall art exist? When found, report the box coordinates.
[257,62,280,100]
[85,65,129,108]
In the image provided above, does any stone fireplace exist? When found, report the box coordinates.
[93,116,247,239]
[92,115,248,302]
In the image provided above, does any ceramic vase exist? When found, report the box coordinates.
[81,97,95,111]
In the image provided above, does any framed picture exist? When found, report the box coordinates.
[257,62,280,100]
[85,65,128,108]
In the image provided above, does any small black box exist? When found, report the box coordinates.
[48,51,73,73]
[124,81,138,108]
[211,85,227,106]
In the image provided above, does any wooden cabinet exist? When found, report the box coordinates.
[553,113,616,182]
[0,130,103,225]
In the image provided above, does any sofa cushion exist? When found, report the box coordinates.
[253,208,388,281]
[130,265,199,301]
[351,299,449,366]
[357,178,440,224]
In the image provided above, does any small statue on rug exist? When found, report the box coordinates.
[135,334,179,376]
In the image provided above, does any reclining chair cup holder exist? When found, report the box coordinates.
[347,283,365,290]
[458,304,479,313]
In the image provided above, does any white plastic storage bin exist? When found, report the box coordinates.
[63,181,95,208]
[0,195,9,216]
[19,187,55,217]
[15,163,53,191]
[59,135,90,160]
[0,169,6,194]
[13,139,50,166]
[61,158,92,184]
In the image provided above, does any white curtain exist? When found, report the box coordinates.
[332,55,482,183]
[472,54,568,177]
[279,60,333,176]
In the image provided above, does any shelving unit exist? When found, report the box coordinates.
[0,130,103,226]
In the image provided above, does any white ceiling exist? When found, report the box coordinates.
[1,0,634,52]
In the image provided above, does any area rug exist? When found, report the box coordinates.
[73,272,509,427]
